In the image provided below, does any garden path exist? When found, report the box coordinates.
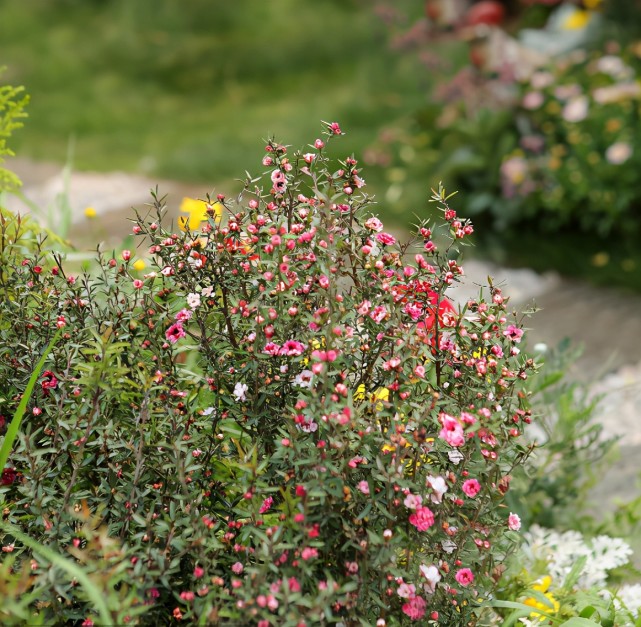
[6,157,641,515]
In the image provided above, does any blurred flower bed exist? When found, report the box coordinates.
[371,0,641,289]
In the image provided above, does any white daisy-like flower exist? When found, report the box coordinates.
[233,382,248,402]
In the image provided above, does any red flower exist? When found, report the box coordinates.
[394,280,457,343]
[1,468,20,486]
[41,371,59,395]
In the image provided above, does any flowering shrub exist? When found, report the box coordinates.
[0,124,537,625]
[496,41,641,238]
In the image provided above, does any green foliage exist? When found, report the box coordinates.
[507,341,618,532]
[0,70,29,193]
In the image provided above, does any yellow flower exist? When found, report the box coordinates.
[523,576,560,618]
[84,206,97,219]
[178,198,222,231]
[562,9,591,30]
[133,259,146,271]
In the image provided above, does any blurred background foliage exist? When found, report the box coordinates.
[0,0,440,203]
[2,0,641,288]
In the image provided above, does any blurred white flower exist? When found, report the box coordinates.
[606,142,632,165]
[562,95,589,122]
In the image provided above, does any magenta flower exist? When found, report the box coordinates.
[165,322,186,344]
[402,595,427,620]
[279,340,306,356]
[376,232,396,246]
[409,506,435,531]
[455,568,474,587]
[462,479,481,498]
[438,413,465,448]
[259,496,273,514]
[503,325,524,342]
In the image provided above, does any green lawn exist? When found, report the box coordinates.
[0,0,458,225]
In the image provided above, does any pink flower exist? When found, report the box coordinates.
[404,493,423,510]
[328,121,342,135]
[288,577,301,593]
[397,582,416,598]
[503,325,524,343]
[402,595,427,620]
[409,506,435,531]
[279,340,306,356]
[301,547,318,561]
[522,91,544,110]
[231,562,244,574]
[175,308,193,322]
[262,342,281,356]
[376,232,396,246]
[438,413,465,448]
[357,480,370,495]
[455,568,474,587]
[166,322,186,344]
[271,169,287,193]
[259,496,273,514]
[369,305,388,323]
[461,479,481,498]
[364,217,384,232]
[562,95,588,123]
[508,512,521,531]
[133,279,144,289]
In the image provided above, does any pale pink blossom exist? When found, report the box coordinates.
[503,325,524,342]
[426,475,448,504]
[397,582,416,598]
[508,512,522,531]
[357,480,370,495]
[364,217,384,232]
[522,91,544,110]
[605,141,632,165]
[404,493,423,510]
[562,95,589,122]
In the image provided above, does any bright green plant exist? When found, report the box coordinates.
[0,70,28,194]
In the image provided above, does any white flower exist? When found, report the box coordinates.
[521,526,633,589]
[293,370,314,388]
[233,382,248,402]
[202,407,216,416]
[426,475,448,504]
[562,95,589,123]
[617,584,641,615]
[419,564,441,594]
[187,292,201,309]
[441,539,456,554]
[605,142,632,165]
[201,286,214,298]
